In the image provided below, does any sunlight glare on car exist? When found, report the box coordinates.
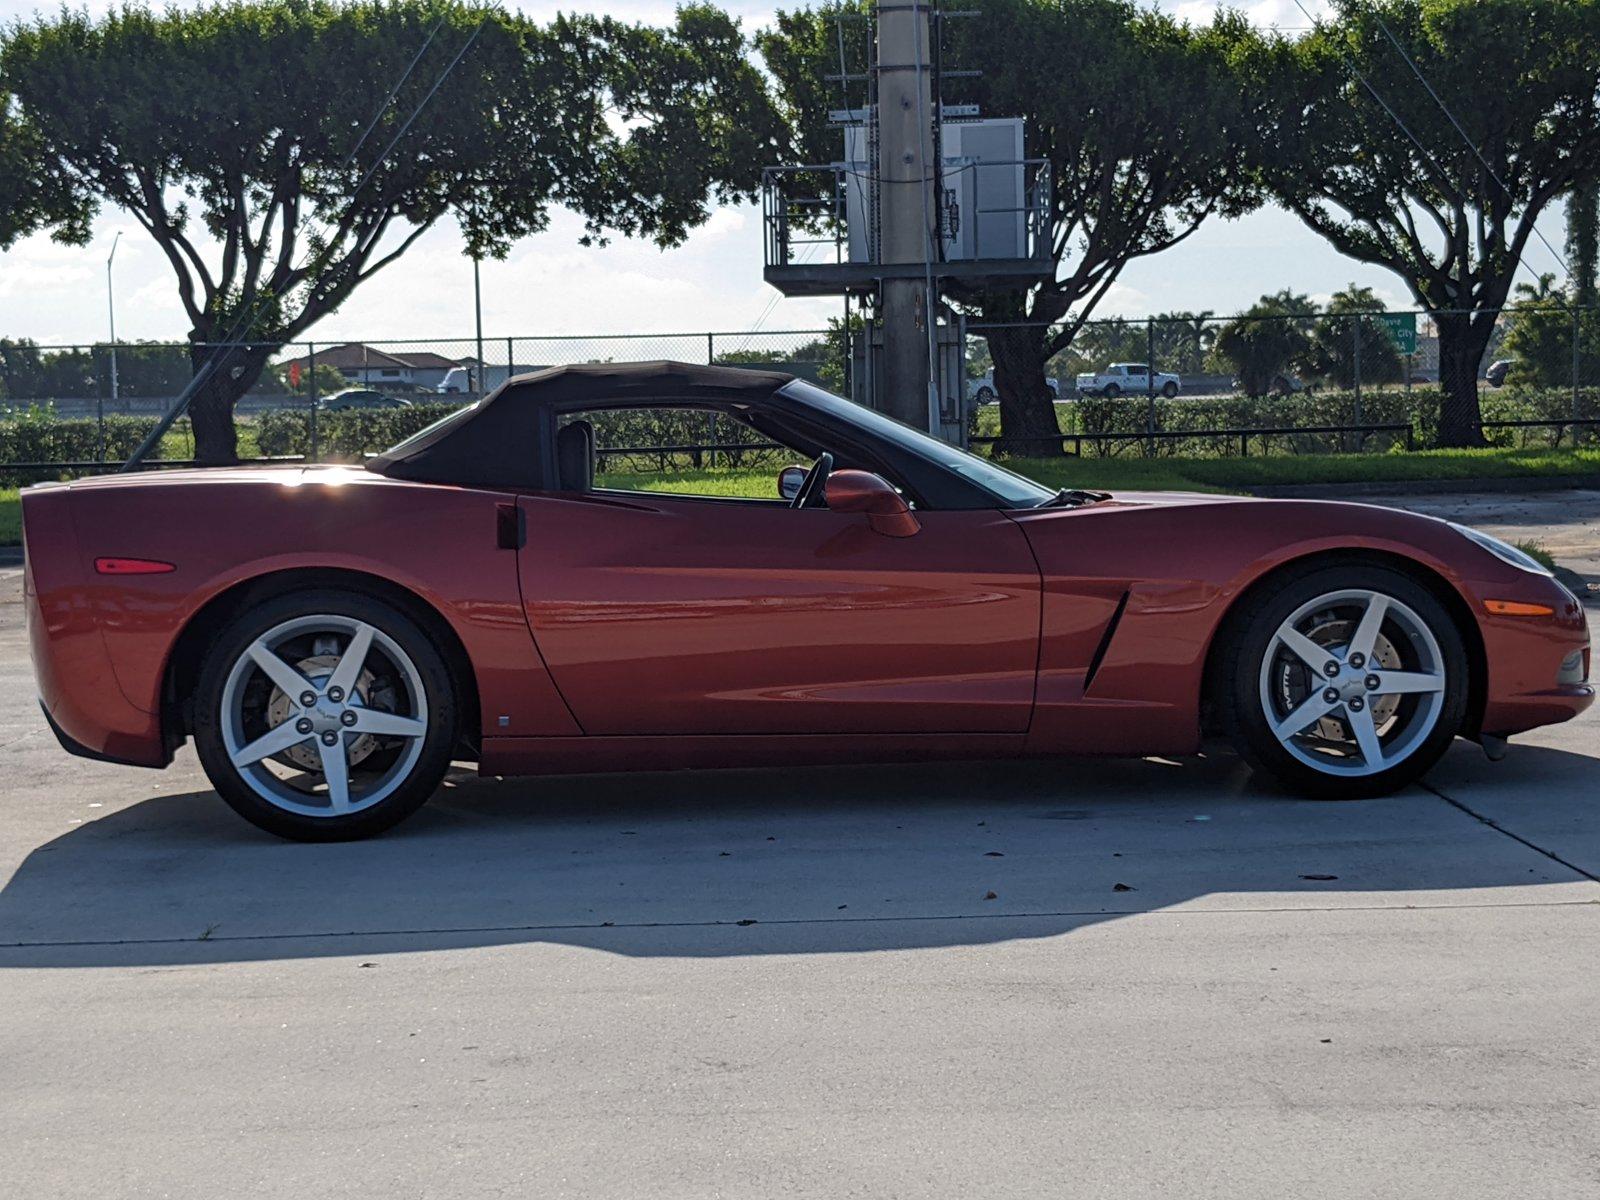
[282,467,364,489]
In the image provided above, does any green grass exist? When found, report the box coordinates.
[597,467,789,498]
[0,489,18,548]
[1513,540,1559,572]
[601,446,1600,502]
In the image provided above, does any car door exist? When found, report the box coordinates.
[515,491,1042,736]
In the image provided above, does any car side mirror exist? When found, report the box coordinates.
[778,464,808,502]
[824,470,920,537]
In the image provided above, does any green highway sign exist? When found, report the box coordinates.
[1377,312,1417,355]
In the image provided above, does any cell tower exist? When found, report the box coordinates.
[762,0,1052,441]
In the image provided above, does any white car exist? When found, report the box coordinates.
[1075,363,1181,398]
[968,372,1061,403]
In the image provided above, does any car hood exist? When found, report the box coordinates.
[1006,488,1515,581]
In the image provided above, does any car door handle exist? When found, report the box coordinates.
[496,503,525,550]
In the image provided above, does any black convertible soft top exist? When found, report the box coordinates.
[366,360,794,489]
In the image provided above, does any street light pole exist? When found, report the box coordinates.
[106,232,122,403]
[102,232,122,462]
[473,255,485,397]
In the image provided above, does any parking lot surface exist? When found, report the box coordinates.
[1,554,1597,1199]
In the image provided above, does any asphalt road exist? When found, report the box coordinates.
[2,554,1597,1198]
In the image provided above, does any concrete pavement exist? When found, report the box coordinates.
[1,563,1597,1199]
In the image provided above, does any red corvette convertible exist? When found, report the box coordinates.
[24,362,1593,840]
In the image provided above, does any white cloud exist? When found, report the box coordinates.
[0,253,94,299]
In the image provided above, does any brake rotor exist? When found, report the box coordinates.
[264,653,382,771]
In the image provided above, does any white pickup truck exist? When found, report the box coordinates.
[1075,362,1181,398]
[968,372,1061,403]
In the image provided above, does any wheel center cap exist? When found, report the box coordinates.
[308,699,344,732]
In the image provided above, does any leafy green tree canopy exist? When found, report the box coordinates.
[0,65,84,248]
[1308,285,1403,389]
[1,0,782,461]
[1212,290,1319,397]
[1500,272,1600,389]
[1265,0,1600,445]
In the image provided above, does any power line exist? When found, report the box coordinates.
[1367,8,1572,284]
[338,15,449,173]
[1288,0,1566,294]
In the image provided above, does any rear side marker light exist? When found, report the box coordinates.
[94,558,176,576]
[1483,599,1554,617]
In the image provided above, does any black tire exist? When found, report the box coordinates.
[1217,562,1470,799]
[1162,381,1178,399]
[194,589,458,841]
[976,386,995,404]
[1104,383,1121,399]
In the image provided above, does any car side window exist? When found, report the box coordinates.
[555,406,801,501]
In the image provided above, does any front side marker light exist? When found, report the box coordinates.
[1482,599,1555,617]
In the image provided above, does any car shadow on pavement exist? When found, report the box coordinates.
[2,744,1596,968]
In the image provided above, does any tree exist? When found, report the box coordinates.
[1212,291,1319,397]
[0,340,96,401]
[1499,273,1600,389]
[2,1,782,462]
[714,318,856,392]
[1568,181,1599,308]
[1150,312,1216,376]
[0,65,84,247]
[1306,285,1403,389]
[1069,318,1147,375]
[761,0,1271,454]
[1265,0,1600,446]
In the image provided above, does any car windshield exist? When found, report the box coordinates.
[781,380,1055,508]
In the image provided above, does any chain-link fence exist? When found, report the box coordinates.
[965,305,1600,457]
[2,307,1597,483]
[0,329,845,481]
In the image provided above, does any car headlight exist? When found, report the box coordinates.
[1449,522,1552,575]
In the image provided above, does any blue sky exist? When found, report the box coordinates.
[0,0,1573,346]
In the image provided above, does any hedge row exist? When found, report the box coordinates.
[255,404,461,459]
[977,386,1600,458]
[0,412,168,486]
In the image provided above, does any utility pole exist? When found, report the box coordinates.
[875,0,937,430]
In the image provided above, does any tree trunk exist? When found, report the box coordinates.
[186,339,277,465]
[986,326,1063,457]
[1433,313,1490,448]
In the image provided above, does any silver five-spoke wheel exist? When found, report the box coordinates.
[1260,589,1447,776]
[196,590,456,839]
[220,614,429,816]
[1223,564,1468,798]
